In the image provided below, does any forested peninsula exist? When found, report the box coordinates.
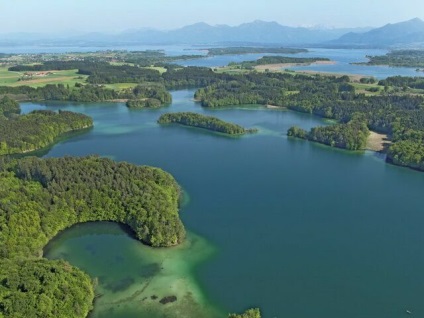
[288,117,370,150]
[206,47,307,55]
[0,96,93,155]
[0,156,184,317]
[231,56,331,70]
[0,82,172,105]
[158,112,258,135]
[357,50,424,68]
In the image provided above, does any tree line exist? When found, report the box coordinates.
[288,117,370,150]
[378,75,424,90]
[0,83,171,105]
[207,47,307,56]
[234,56,330,69]
[358,50,424,68]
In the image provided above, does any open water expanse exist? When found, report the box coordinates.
[14,47,424,317]
[20,87,423,318]
[177,48,424,79]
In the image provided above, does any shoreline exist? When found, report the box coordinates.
[253,62,367,82]
[266,104,285,109]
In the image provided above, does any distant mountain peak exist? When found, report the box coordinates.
[330,17,424,47]
[184,22,212,28]
[408,17,424,23]
[241,20,280,27]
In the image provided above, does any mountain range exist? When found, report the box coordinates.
[1,18,424,48]
[328,18,424,47]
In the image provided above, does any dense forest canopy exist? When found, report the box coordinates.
[378,75,424,90]
[0,156,184,317]
[0,259,94,318]
[0,96,20,119]
[1,156,184,257]
[0,82,172,104]
[228,308,261,318]
[386,140,424,170]
[288,117,370,150]
[80,63,162,84]
[126,84,172,108]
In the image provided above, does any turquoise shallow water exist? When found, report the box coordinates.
[44,223,223,318]
[28,87,424,318]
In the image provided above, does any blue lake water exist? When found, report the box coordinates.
[178,48,423,79]
[21,86,424,318]
[2,43,421,79]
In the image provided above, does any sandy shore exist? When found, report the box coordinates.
[266,104,285,109]
[296,70,365,82]
[255,60,336,71]
[107,99,129,102]
[253,62,366,82]
[366,131,391,152]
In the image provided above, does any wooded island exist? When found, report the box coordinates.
[158,112,258,135]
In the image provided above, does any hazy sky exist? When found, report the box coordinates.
[1,0,423,33]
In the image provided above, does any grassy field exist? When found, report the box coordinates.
[0,65,168,89]
[214,66,252,75]
[145,66,167,74]
[0,67,88,88]
[0,67,21,85]
[104,83,138,90]
[351,82,382,95]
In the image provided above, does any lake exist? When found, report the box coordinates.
[178,48,423,79]
[24,88,424,318]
